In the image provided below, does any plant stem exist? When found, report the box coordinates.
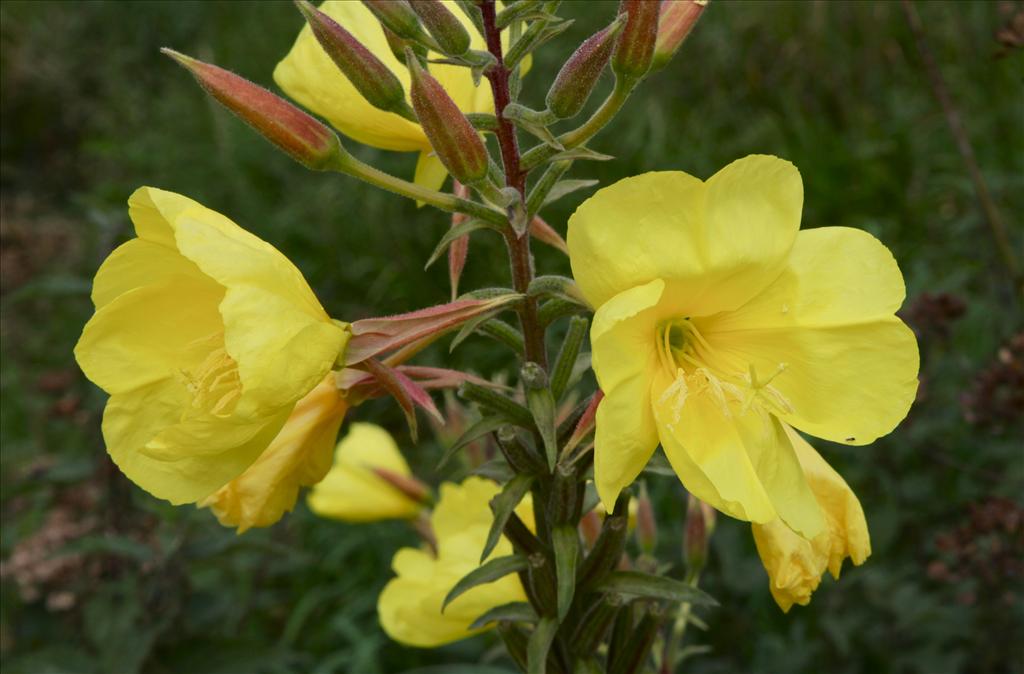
[480,0,547,369]
[333,152,506,225]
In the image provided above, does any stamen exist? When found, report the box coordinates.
[657,368,689,424]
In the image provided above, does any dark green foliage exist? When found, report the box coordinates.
[1,1,1022,673]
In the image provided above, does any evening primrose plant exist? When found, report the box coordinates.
[74,1,920,671]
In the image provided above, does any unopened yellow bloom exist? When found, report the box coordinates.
[307,422,423,522]
[568,155,918,539]
[275,1,518,192]
[378,477,532,647]
[752,425,871,611]
[202,374,349,532]
[75,187,349,505]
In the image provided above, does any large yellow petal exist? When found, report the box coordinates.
[202,376,349,532]
[708,318,919,445]
[74,275,225,395]
[102,381,290,505]
[307,422,422,522]
[651,367,777,525]
[568,156,802,312]
[709,227,907,332]
[590,279,666,510]
[90,239,205,309]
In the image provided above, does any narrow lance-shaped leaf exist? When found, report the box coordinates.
[521,363,558,471]
[437,413,510,469]
[469,601,539,630]
[527,616,559,674]
[482,474,535,562]
[596,571,718,607]
[459,382,535,428]
[442,554,529,612]
[552,525,580,621]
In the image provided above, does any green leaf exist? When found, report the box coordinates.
[443,555,530,612]
[469,601,538,630]
[438,414,509,469]
[596,571,718,606]
[482,474,535,562]
[527,616,559,674]
[425,217,495,270]
[552,525,580,621]
[548,146,614,163]
[543,179,599,207]
[550,315,588,401]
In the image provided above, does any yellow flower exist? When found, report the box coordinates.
[752,425,871,611]
[567,155,918,539]
[201,374,349,532]
[307,422,424,522]
[274,1,520,192]
[378,477,532,647]
[74,187,349,505]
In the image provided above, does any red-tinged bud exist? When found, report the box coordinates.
[406,49,488,184]
[563,389,603,455]
[363,0,423,40]
[546,15,626,119]
[295,0,413,117]
[612,0,661,82]
[579,509,603,549]
[684,493,716,574]
[409,0,471,55]
[372,466,432,505]
[651,0,707,72]
[162,49,343,170]
[635,482,657,555]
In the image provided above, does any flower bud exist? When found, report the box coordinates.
[162,49,344,171]
[546,15,626,119]
[294,0,412,116]
[362,0,423,40]
[684,493,716,574]
[409,0,471,55]
[651,0,707,72]
[406,48,488,184]
[612,0,660,82]
[635,481,657,555]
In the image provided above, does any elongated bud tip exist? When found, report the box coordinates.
[684,493,715,573]
[405,48,488,184]
[635,482,657,554]
[546,15,627,119]
[162,48,345,171]
[612,0,661,82]
[651,0,708,72]
[295,0,411,116]
[372,467,431,505]
[410,0,471,55]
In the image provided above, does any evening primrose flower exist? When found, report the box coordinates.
[74,187,349,505]
[752,425,871,611]
[202,374,349,532]
[567,155,918,539]
[274,1,514,192]
[378,477,533,647]
[307,422,424,522]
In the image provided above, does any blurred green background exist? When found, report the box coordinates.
[2,1,1022,673]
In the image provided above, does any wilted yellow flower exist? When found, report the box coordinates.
[378,477,532,647]
[75,187,349,505]
[275,1,517,192]
[752,425,871,611]
[567,155,918,539]
[202,374,349,532]
[307,422,423,522]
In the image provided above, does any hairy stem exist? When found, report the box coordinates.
[480,0,547,368]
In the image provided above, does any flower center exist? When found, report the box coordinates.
[655,318,793,423]
[179,334,242,416]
